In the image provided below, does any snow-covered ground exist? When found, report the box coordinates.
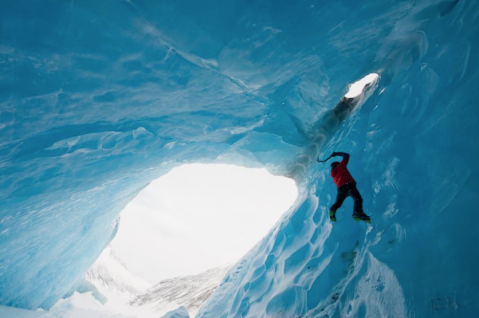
[0,293,136,318]
[131,266,230,317]
[0,246,229,318]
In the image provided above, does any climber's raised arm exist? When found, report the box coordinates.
[332,152,349,166]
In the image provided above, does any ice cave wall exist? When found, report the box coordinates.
[0,0,478,317]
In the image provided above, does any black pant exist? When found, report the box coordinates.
[330,182,364,215]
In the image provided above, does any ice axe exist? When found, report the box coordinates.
[317,154,334,163]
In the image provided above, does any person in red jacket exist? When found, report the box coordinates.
[328,152,371,223]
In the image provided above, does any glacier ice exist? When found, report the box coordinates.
[161,307,190,318]
[1,0,479,317]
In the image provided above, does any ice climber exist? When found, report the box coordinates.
[327,152,371,223]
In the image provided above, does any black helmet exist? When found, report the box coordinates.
[331,162,340,169]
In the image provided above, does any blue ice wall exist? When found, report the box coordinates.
[1,0,478,316]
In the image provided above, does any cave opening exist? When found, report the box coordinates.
[109,164,298,284]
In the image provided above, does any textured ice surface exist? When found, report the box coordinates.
[1,0,478,317]
[161,306,190,318]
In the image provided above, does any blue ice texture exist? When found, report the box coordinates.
[0,0,478,317]
[162,307,190,318]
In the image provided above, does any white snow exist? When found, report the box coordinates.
[1,262,228,318]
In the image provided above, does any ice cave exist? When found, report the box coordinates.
[0,0,478,317]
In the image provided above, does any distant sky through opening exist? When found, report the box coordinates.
[344,73,379,98]
[110,164,298,284]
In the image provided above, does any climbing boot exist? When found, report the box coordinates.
[352,212,371,223]
[329,210,336,222]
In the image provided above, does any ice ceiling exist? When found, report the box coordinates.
[0,0,478,317]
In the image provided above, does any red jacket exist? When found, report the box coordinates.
[331,154,355,188]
